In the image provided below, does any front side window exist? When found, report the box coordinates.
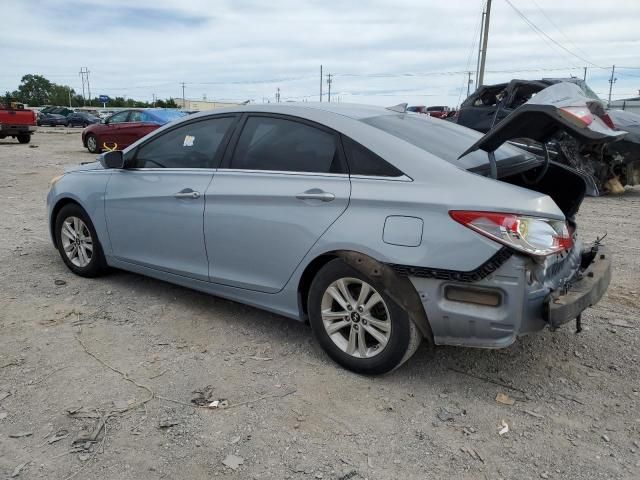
[130,116,235,169]
[129,111,151,123]
[230,116,342,173]
[109,111,129,124]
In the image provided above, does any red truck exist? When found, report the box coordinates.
[0,102,37,144]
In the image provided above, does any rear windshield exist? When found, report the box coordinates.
[148,109,187,124]
[361,114,535,172]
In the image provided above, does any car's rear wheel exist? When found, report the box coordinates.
[86,134,100,153]
[55,203,107,277]
[308,259,421,374]
[17,134,30,144]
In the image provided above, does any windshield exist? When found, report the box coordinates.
[361,113,533,172]
[147,109,187,124]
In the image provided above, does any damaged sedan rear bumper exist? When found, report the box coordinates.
[543,245,611,329]
[405,242,611,348]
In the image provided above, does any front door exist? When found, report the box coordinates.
[205,114,350,293]
[105,115,238,280]
[102,111,130,150]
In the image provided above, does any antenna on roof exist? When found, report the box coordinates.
[386,103,408,113]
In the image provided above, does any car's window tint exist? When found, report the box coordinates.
[342,136,403,177]
[129,111,149,122]
[231,116,341,173]
[109,111,129,124]
[131,117,235,169]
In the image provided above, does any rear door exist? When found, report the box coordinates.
[105,115,238,280]
[204,114,350,293]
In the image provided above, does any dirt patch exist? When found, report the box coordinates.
[0,132,638,479]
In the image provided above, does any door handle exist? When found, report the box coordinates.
[295,189,335,202]
[174,189,201,199]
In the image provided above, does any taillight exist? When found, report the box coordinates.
[599,113,615,129]
[449,211,573,258]
[559,106,593,127]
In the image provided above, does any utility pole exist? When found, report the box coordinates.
[152,93,156,107]
[477,0,492,88]
[326,74,333,102]
[607,65,616,107]
[475,9,486,86]
[276,87,281,103]
[466,71,473,97]
[180,82,186,109]
[68,87,72,108]
[583,67,587,81]
[320,65,323,102]
[79,67,90,106]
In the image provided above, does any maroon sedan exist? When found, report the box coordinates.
[82,109,186,153]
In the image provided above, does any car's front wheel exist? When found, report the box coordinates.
[85,134,100,153]
[17,134,30,144]
[308,259,421,374]
[55,203,107,277]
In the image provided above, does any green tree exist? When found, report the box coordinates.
[2,91,12,107]
[49,85,75,107]
[16,74,53,106]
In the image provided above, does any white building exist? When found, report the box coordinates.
[610,95,640,114]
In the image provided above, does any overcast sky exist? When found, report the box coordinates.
[1,0,639,107]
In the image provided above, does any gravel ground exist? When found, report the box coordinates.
[1,128,639,480]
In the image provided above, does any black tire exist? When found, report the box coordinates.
[55,203,108,278]
[86,133,101,153]
[17,134,30,144]
[308,259,421,374]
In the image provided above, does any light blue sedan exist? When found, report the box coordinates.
[47,102,611,373]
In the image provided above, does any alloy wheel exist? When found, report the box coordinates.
[60,216,93,267]
[87,136,97,151]
[320,277,391,358]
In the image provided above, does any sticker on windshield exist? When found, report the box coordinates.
[183,135,195,147]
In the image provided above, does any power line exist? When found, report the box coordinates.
[530,0,597,65]
[504,0,601,68]
[457,0,485,105]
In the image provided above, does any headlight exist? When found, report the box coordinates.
[49,174,64,188]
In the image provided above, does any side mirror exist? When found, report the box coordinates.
[100,150,124,169]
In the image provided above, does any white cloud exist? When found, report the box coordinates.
[1,0,638,106]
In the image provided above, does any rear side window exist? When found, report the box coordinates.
[342,136,403,177]
[131,116,235,168]
[230,116,342,173]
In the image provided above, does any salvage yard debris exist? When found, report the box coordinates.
[495,393,516,406]
[498,420,510,436]
[222,454,245,470]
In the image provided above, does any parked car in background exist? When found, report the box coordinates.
[97,110,115,119]
[426,106,451,118]
[0,102,37,143]
[67,112,100,128]
[40,106,74,117]
[38,113,68,127]
[82,109,187,153]
[407,105,427,114]
[49,102,613,374]
[456,78,640,195]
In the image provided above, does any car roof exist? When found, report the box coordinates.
[187,102,397,122]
